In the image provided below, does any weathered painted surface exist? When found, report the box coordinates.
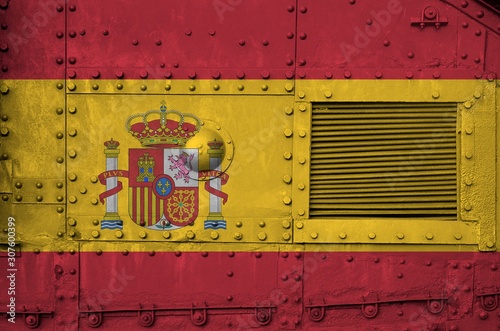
[0,0,499,329]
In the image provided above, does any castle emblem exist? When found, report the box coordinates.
[98,102,230,231]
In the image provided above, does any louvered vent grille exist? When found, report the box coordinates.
[310,103,457,218]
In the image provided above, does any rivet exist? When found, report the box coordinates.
[339,232,347,239]
[56,58,64,65]
[165,84,171,91]
[92,219,99,226]
[213,84,220,91]
[454,233,462,240]
[486,241,495,248]
[56,157,64,163]
[473,91,481,99]
[122,249,129,256]
[325,72,333,79]
[262,39,269,46]
[344,70,352,78]
[465,152,473,159]
[149,251,155,256]
[237,85,244,91]
[261,70,270,79]
[464,262,472,269]
[324,91,332,98]
[282,220,291,229]
[162,231,171,239]
[425,233,434,240]
[368,232,376,239]
[406,71,413,79]
[258,232,267,241]
[68,83,76,91]
[186,231,195,239]
[425,260,432,266]
[68,70,76,78]
[299,105,307,112]
[68,173,77,181]
[295,252,302,259]
[155,39,162,45]
[69,195,77,203]
[227,271,234,277]
[283,129,293,137]
[286,32,294,39]
[432,91,440,99]
[383,39,390,46]
[285,83,294,92]
[56,83,64,90]
[407,51,414,59]
[462,21,469,28]
[2,195,8,201]
[14,181,22,189]
[132,39,139,45]
[92,199,99,207]
[238,39,245,46]
[284,107,293,115]
[283,175,292,184]
[465,177,473,185]
[479,311,488,320]
[92,84,99,90]
[294,275,302,282]
[298,183,305,190]
[297,209,305,216]
[298,91,306,99]
[1,115,7,121]
[36,195,43,202]
[0,84,9,94]
[210,231,219,239]
[474,57,481,63]
[259,221,266,228]
[298,130,306,137]
[139,231,147,239]
[490,263,498,271]
[90,176,98,184]
[283,197,292,205]
[299,32,307,40]
[234,232,242,240]
[296,222,304,229]
[116,83,123,90]
[189,85,196,91]
[464,101,472,109]
[91,70,100,79]
[298,158,306,164]
[68,150,77,158]
[91,230,100,238]
[56,31,64,39]
[286,59,294,66]
[461,1,468,8]
[1,154,7,160]
[346,255,354,262]
[285,71,294,79]
[310,232,318,239]
[397,232,405,239]
[397,273,403,279]
[461,53,468,59]
[57,207,64,213]
[140,85,147,91]
[68,231,75,237]
[475,30,482,36]
[57,232,63,238]
[477,11,484,18]
[375,71,383,79]
[282,274,289,281]
[68,218,76,226]
[56,108,64,115]
[235,221,242,227]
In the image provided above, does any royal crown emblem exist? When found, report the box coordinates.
[125,101,201,148]
[98,102,231,232]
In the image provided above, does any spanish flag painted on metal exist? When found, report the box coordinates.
[1,0,499,330]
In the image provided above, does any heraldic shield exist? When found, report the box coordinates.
[128,148,199,229]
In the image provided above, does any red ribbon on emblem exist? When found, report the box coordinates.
[199,170,230,204]
[98,170,129,204]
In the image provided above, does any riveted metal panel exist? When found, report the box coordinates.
[78,243,287,330]
[66,0,296,80]
[67,92,293,243]
[0,0,66,79]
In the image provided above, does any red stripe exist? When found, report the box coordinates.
[140,187,145,226]
[132,187,137,224]
[148,187,153,226]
